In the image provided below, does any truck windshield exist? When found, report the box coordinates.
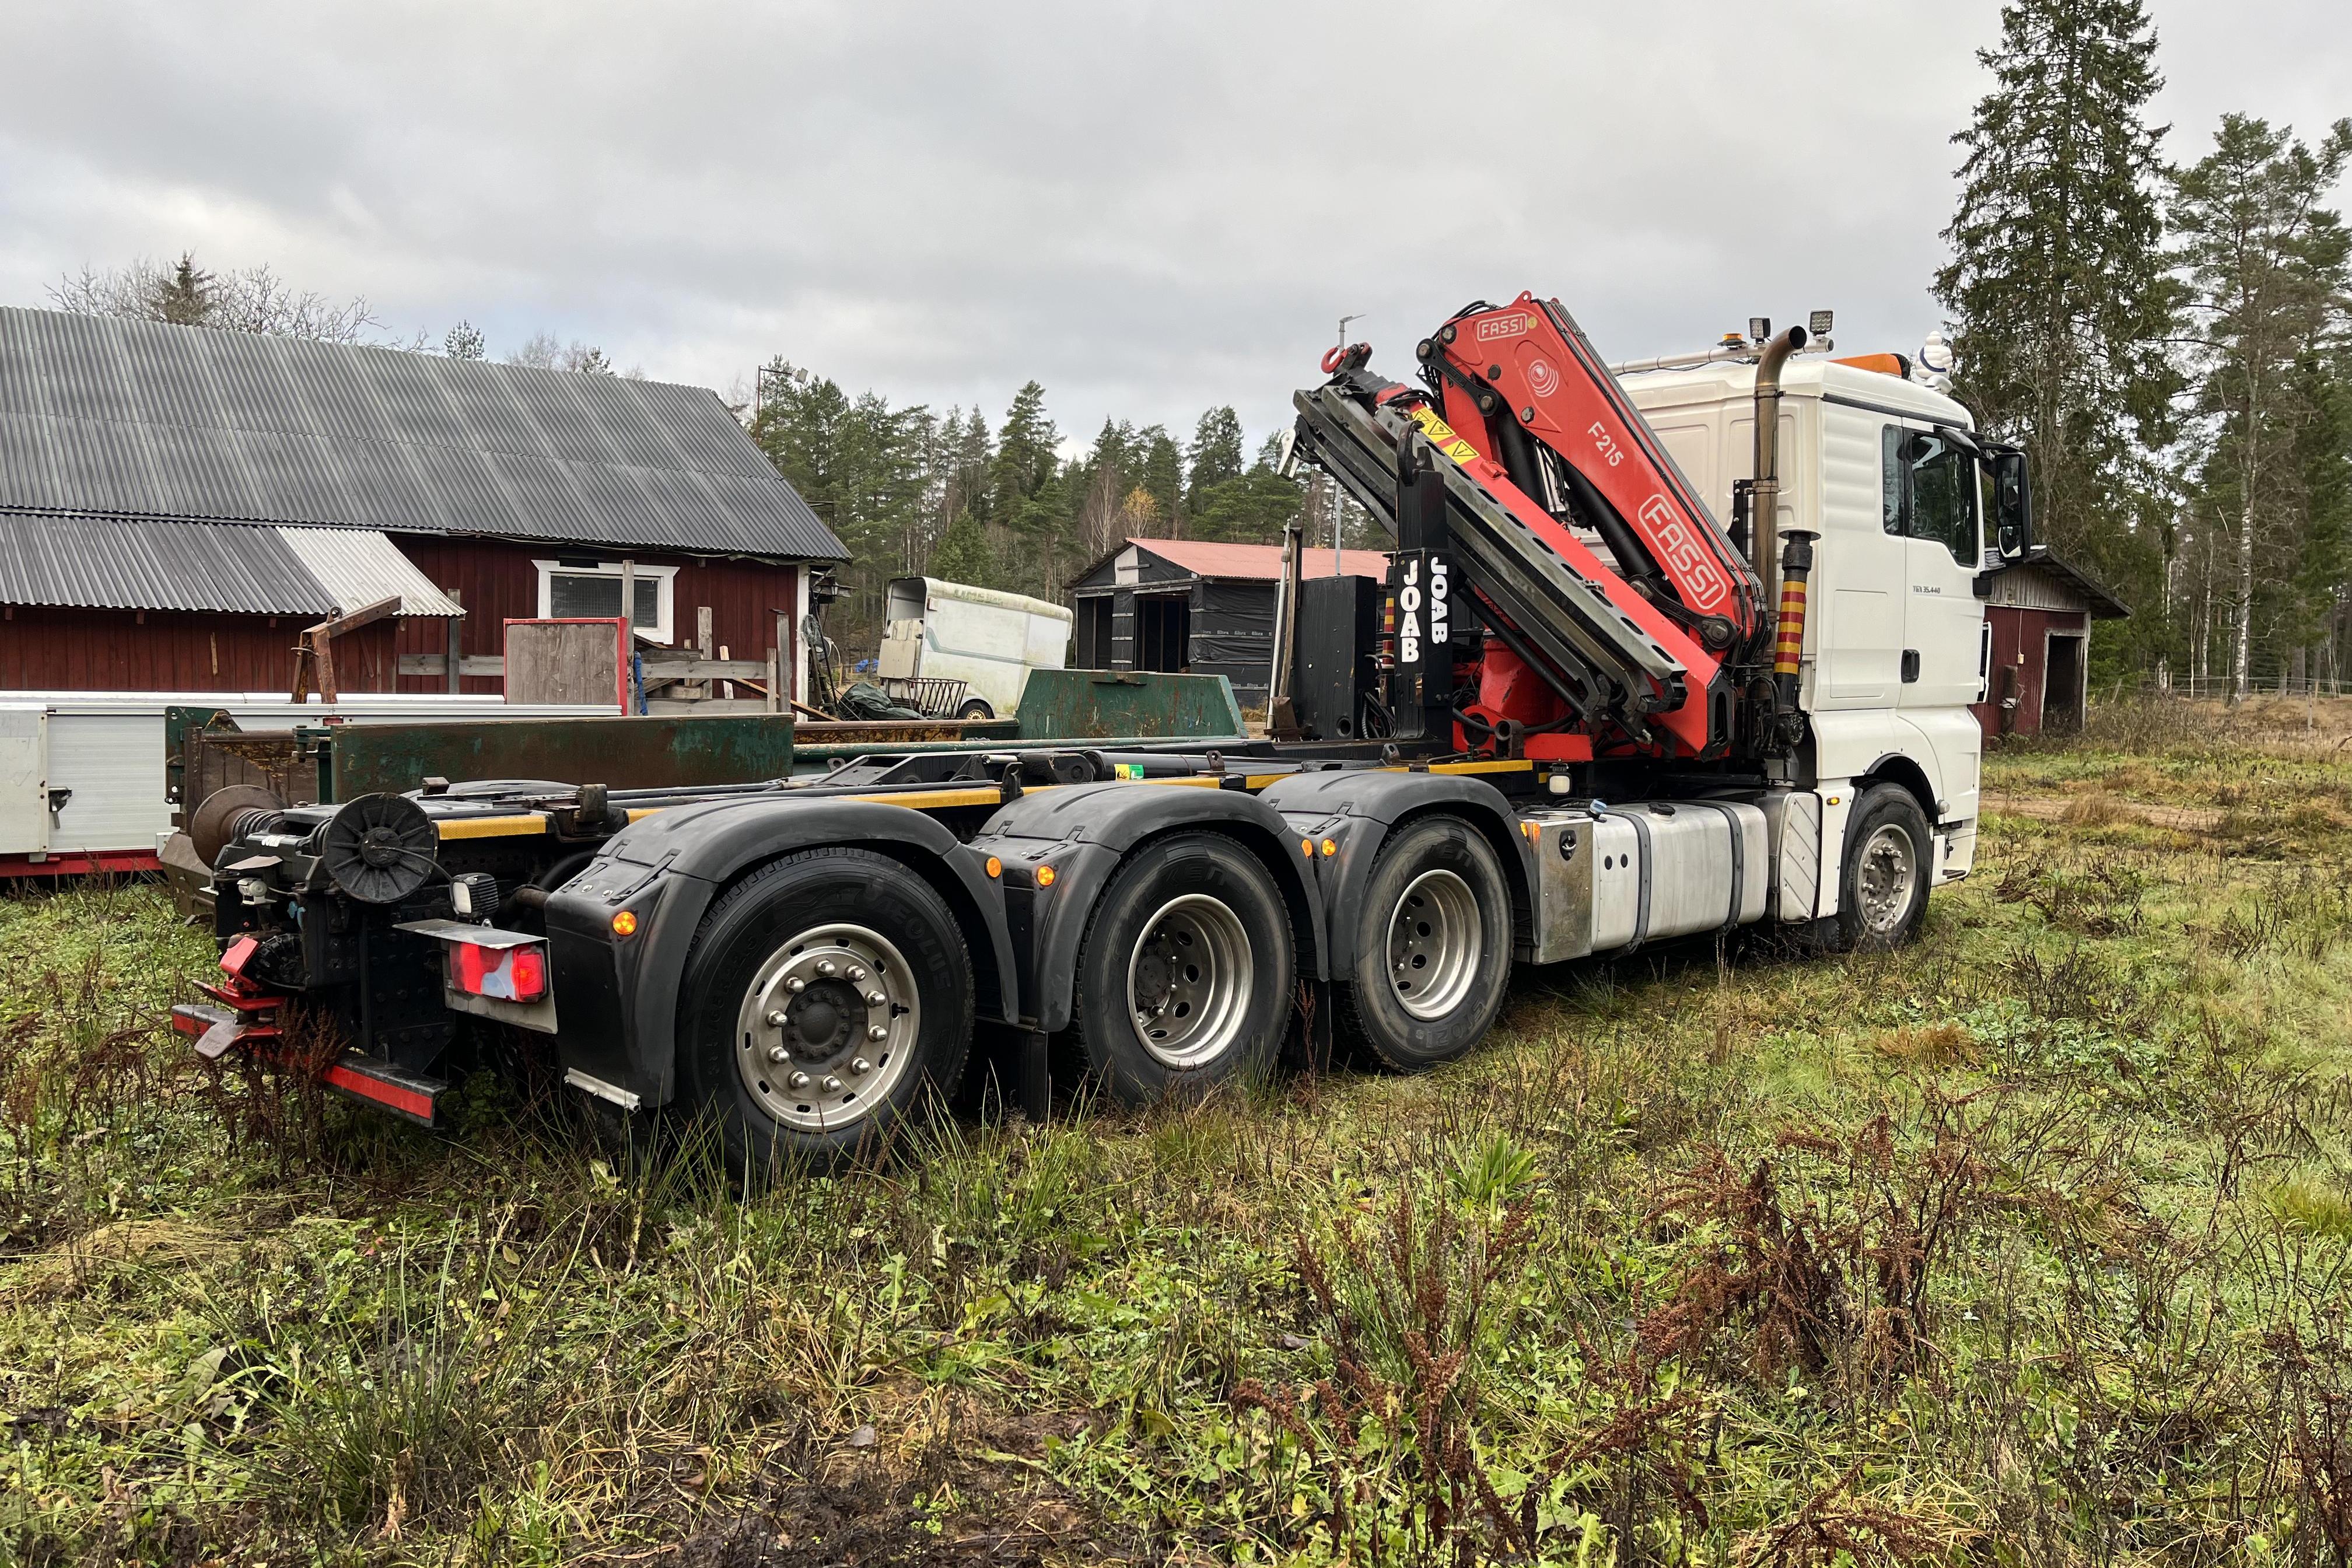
[1881,428,1978,569]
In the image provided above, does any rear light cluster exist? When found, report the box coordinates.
[449,940,548,1003]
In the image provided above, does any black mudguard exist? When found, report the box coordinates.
[544,799,1018,1109]
[1258,771,1533,974]
[972,781,1328,1035]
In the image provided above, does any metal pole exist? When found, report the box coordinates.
[620,559,636,713]
[1333,313,1363,578]
[444,587,462,694]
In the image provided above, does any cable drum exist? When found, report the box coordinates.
[320,793,439,904]
[188,784,287,865]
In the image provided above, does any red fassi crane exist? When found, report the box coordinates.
[1298,292,1774,761]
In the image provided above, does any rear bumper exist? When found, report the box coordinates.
[174,1003,449,1126]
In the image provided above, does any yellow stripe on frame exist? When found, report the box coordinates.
[436,814,550,840]
[1429,759,1535,776]
[844,787,1007,811]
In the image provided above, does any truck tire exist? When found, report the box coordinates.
[1339,816,1513,1070]
[675,847,972,1171]
[1834,785,1932,953]
[1070,832,1294,1102]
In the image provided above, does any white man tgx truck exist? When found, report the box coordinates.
[177,292,2032,1166]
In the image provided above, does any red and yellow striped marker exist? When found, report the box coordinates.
[1773,579,1808,676]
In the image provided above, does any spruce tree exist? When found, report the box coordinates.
[1136,425,1184,533]
[925,511,998,589]
[155,253,216,326]
[989,382,1059,520]
[2285,348,2352,691]
[1189,433,1305,544]
[1185,407,1246,505]
[1934,0,2178,664]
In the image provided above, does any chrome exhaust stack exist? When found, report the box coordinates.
[1748,323,1807,594]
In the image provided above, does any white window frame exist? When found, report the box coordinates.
[532,559,679,644]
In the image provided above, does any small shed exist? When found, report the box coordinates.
[1069,539,1387,708]
[1973,550,2129,738]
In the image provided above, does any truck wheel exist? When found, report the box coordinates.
[957,698,994,721]
[1071,833,1294,1102]
[1340,816,1512,1070]
[1835,785,1931,953]
[676,848,972,1170]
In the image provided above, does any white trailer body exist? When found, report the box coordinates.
[0,692,610,871]
[877,578,1074,719]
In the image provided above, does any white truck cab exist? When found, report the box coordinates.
[1621,356,1997,895]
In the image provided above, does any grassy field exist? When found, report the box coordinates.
[5,699,2352,1566]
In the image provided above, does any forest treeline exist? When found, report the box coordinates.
[41,0,2350,700]
[742,368,1315,640]
[1939,0,2349,699]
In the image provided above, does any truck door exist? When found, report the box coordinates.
[1884,426,1987,711]
[1805,406,1905,708]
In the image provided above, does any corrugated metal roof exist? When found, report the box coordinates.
[0,306,846,560]
[0,511,337,615]
[275,526,465,618]
[1088,538,1389,583]
[1989,550,2130,620]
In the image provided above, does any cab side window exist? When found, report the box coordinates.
[1880,426,1978,568]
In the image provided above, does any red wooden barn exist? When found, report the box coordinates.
[0,306,844,700]
[1973,550,2129,738]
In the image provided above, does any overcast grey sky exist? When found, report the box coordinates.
[3,2,2345,453]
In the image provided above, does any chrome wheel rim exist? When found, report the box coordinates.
[1387,869,1482,1020]
[736,922,921,1131]
[1856,824,1918,935]
[1126,893,1253,1069]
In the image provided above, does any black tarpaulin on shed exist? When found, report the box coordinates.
[1066,538,1386,708]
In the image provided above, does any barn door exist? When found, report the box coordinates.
[2045,635,2085,732]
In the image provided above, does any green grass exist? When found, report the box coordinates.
[5,702,2352,1565]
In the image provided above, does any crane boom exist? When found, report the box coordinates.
[1422,296,1761,643]
[1292,291,1767,759]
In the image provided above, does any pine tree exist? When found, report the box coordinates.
[749,362,852,531]
[750,362,936,642]
[2169,115,2352,701]
[1933,0,2179,668]
[442,320,487,360]
[947,408,993,529]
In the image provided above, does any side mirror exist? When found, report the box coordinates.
[1990,447,2033,561]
